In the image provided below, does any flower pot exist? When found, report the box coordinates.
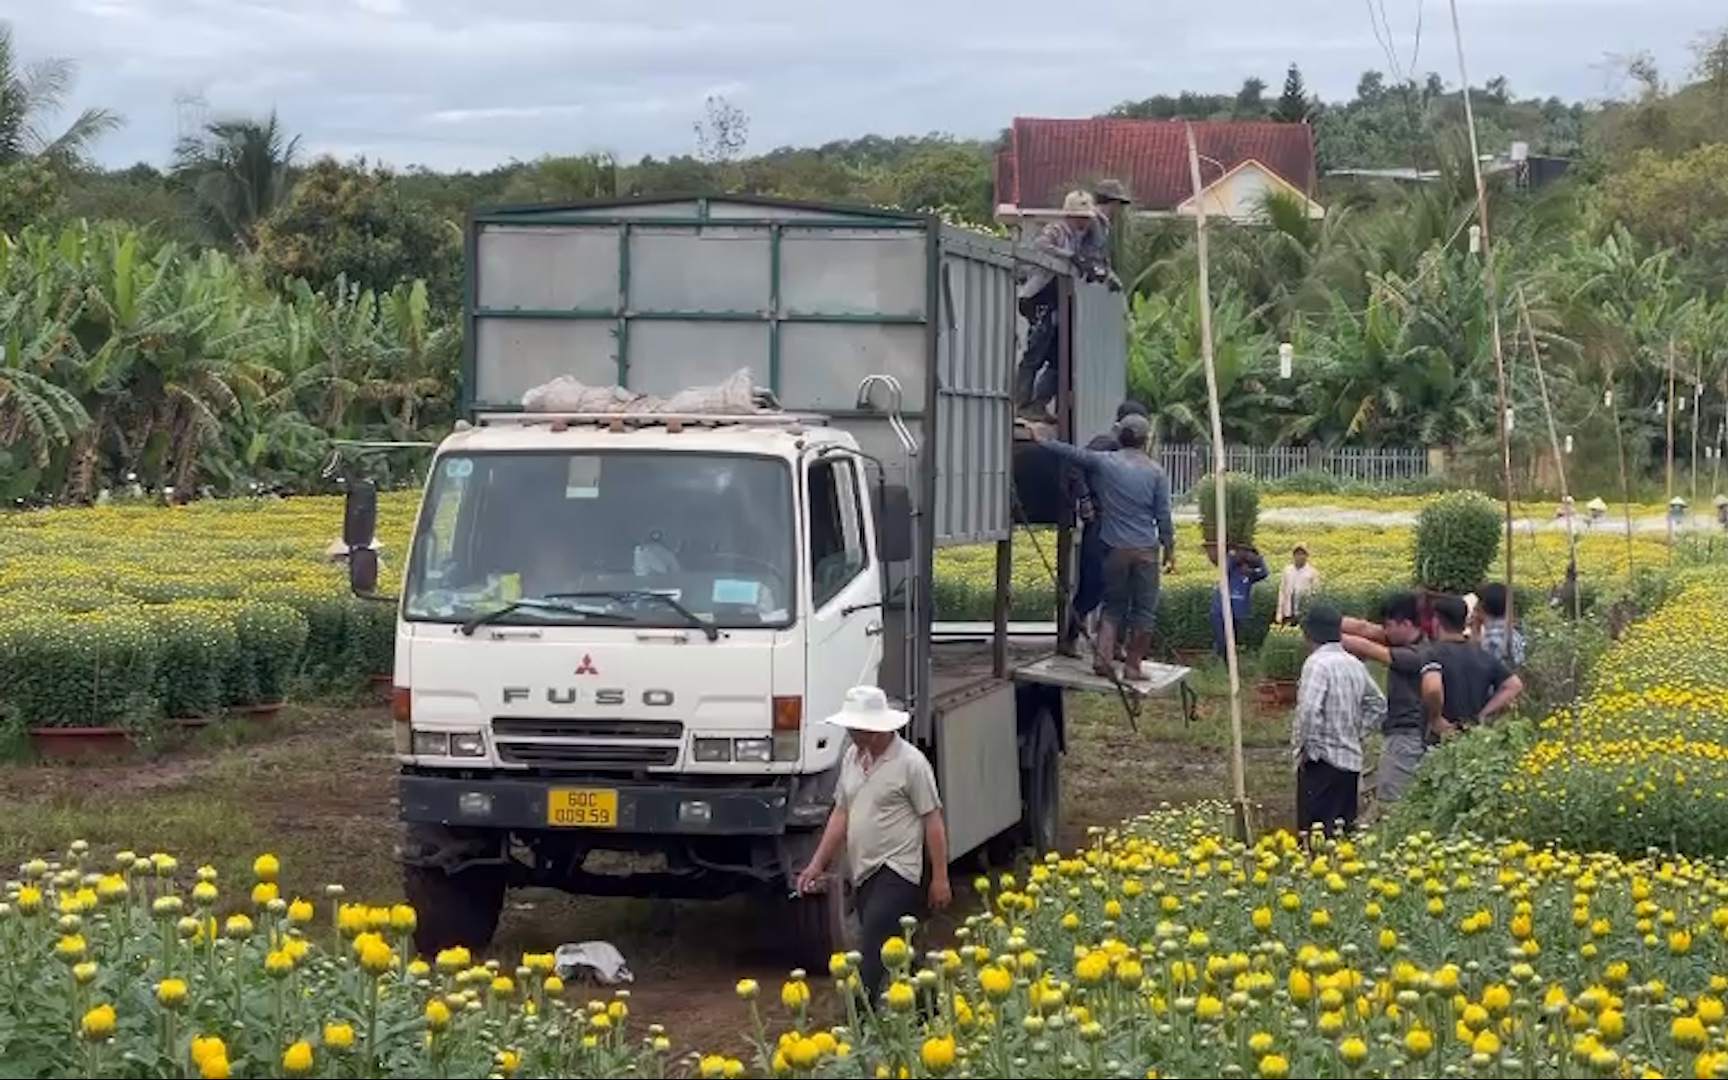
[177,718,215,731]
[28,726,135,762]
[237,701,285,720]
[1255,679,1298,708]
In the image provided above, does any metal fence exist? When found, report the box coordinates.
[1156,443,1432,497]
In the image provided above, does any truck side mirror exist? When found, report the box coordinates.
[874,484,913,563]
[348,545,380,596]
[343,477,378,550]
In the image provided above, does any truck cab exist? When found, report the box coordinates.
[342,195,1188,961]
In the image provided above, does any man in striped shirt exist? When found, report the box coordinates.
[1292,603,1387,839]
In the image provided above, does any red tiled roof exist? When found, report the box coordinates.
[997,117,1318,211]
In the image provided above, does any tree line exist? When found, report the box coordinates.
[0,21,1726,503]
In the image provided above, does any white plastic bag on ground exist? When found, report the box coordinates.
[554,941,633,984]
[522,368,761,415]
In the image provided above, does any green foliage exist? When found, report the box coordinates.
[1195,472,1261,549]
[1598,143,1728,278]
[0,220,457,499]
[0,158,61,235]
[0,591,397,735]
[255,159,460,309]
[1256,623,1306,680]
[1381,718,1536,839]
[1412,490,1502,592]
[0,608,160,728]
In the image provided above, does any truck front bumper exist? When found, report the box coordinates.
[399,773,809,835]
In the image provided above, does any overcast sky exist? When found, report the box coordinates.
[2,0,1720,172]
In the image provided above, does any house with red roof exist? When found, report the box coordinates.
[993,116,1324,225]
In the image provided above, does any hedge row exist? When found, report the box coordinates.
[0,591,393,730]
[1387,567,1718,856]
[933,575,1595,655]
[0,574,1599,732]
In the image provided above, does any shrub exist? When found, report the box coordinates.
[231,602,311,706]
[1194,471,1260,550]
[1495,575,1728,857]
[151,603,242,719]
[1394,572,1728,859]
[1411,490,1502,592]
[1255,623,1305,681]
[0,608,159,729]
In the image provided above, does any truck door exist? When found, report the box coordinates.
[802,454,883,734]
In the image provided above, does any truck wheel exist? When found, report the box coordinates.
[403,863,507,958]
[786,877,861,968]
[1022,709,1062,855]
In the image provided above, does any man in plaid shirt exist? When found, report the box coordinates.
[1292,603,1387,839]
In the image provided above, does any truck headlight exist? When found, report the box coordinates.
[733,738,772,763]
[412,730,485,758]
[693,738,732,763]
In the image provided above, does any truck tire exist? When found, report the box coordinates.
[786,877,861,968]
[403,863,507,958]
[1022,708,1062,855]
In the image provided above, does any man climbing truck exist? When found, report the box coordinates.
[339,195,1191,961]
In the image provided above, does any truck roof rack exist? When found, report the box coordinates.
[467,411,831,430]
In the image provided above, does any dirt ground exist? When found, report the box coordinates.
[0,667,1293,1061]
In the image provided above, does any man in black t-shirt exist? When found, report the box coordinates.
[1425,595,1524,728]
[1342,592,1444,805]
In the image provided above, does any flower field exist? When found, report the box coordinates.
[0,489,1691,732]
[1494,572,1728,858]
[20,811,1728,1078]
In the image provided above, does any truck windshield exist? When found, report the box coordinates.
[403,450,795,629]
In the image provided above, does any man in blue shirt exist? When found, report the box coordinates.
[1029,414,1175,680]
[1211,545,1269,657]
[1058,400,1150,658]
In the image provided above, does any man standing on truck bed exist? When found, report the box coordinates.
[1058,400,1151,659]
[1028,414,1175,681]
[795,686,951,1004]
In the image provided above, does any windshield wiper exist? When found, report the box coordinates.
[458,596,611,637]
[547,590,721,642]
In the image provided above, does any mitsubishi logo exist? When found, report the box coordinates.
[574,654,599,676]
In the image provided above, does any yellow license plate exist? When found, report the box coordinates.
[546,789,618,828]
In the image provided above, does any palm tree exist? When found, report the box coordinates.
[0,22,122,166]
[173,112,300,249]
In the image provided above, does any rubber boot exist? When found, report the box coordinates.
[1123,629,1152,682]
[1092,619,1119,678]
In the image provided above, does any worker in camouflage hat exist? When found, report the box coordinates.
[1080,179,1130,288]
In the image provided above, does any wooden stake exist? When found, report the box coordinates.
[1184,122,1251,845]
[1691,354,1701,517]
[1448,0,1516,630]
[1667,338,1678,554]
[1517,290,1581,626]
[1607,373,1637,580]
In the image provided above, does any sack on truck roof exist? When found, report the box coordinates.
[521,368,775,416]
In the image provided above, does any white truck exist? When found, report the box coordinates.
[340,195,1190,960]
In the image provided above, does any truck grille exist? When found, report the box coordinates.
[491,717,683,770]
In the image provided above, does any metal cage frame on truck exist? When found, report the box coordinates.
[359,193,1185,960]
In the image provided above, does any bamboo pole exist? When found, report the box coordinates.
[1184,122,1251,845]
[1607,377,1637,578]
[1691,355,1701,517]
[1517,290,1581,627]
[1448,0,1516,630]
[1667,339,1678,554]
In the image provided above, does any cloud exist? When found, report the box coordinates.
[4,0,1721,171]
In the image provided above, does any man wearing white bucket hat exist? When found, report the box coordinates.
[795,685,950,1001]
